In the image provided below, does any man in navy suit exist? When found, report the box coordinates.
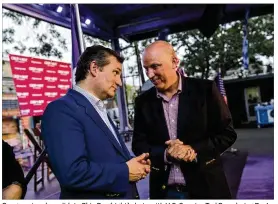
[42,45,150,199]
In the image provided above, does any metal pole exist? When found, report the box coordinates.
[25,149,47,184]
[134,42,145,86]
[74,4,85,53]
[242,8,250,70]
[111,38,130,133]
[71,4,85,86]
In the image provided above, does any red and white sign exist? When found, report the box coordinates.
[9,54,72,116]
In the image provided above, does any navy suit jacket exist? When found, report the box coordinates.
[42,89,138,199]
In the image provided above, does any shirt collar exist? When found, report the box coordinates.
[73,85,105,110]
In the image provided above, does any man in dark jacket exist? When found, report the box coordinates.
[132,41,237,199]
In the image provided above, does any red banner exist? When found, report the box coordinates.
[9,54,72,117]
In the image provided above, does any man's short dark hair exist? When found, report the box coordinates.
[75,45,124,83]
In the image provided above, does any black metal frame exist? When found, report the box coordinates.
[23,129,53,192]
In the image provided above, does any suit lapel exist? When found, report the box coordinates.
[85,107,129,159]
[150,89,170,141]
[68,89,129,160]
[177,77,191,140]
[107,115,131,159]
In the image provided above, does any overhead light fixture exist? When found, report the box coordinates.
[85,19,91,25]
[56,6,63,13]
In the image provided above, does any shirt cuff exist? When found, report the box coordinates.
[164,149,172,164]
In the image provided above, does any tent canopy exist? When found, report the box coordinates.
[3,4,273,42]
[2,3,274,132]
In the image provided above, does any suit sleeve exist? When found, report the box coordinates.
[191,81,237,156]
[132,97,166,166]
[41,101,129,193]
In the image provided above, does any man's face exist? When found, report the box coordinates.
[95,56,122,100]
[142,48,177,92]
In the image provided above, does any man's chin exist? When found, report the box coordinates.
[155,84,165,91]
[107,91,116,99]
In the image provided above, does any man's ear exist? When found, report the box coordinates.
[89,61,98,77]
[173,55,180,69]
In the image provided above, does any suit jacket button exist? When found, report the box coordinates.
[162,185,166,190]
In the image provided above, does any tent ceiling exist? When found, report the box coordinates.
[3,4,273,42]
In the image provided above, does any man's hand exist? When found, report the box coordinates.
[2,184,23,199]
[165,139,183,147]
[138,153,151,168]
[183,147,197,162]
[126,153,151,182]
[165,139,197,162]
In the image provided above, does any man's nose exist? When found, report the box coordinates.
[146,69,155,79]
[116,76,122,87]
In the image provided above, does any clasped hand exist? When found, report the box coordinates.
[165,139,197,162]
[126,153,151,182]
